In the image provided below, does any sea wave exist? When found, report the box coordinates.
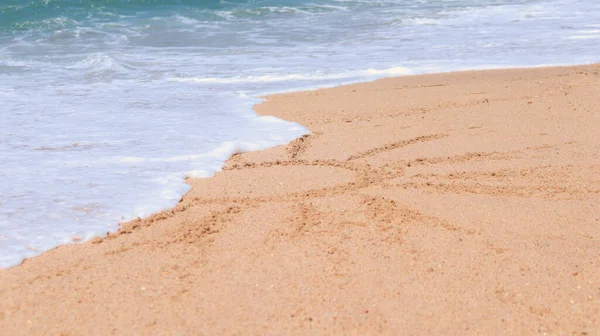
[400,18,442,26]
[1,0,359,32]
[169,67,412,84]
[65,53,131,73]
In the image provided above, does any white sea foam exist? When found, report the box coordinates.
[569,29,600,39]
[169,67,412,84]
[66,53,126,72]
[568,35,600,39]
[401,18,441,26]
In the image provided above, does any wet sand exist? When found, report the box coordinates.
[1,65,599,335]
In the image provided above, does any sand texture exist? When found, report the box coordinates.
[1,65,599,335]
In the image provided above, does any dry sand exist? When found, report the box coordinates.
[1,65,599,335]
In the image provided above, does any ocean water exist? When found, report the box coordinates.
[1,0,599,268]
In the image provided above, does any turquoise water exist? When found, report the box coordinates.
[1,0,599,267]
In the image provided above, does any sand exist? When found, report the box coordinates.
[1,65,599,335]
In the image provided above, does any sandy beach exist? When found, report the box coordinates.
[1,65,599,335]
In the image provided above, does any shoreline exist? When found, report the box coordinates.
[253,61,600,98]
[1,64,599,334]
[2,62,597,269]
